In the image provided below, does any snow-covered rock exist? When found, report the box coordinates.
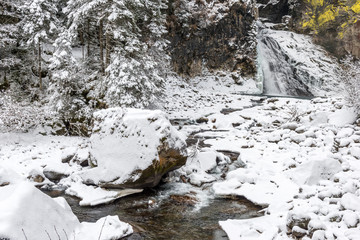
[75,216,133,240]
[287,155,342,185]
[81,108,187,189]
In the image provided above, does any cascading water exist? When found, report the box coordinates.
[256,22,311,96]
[256,21,341,97]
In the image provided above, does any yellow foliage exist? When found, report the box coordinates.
[301,0,360,38]
[307,0,324,7]
[351,1,360,13]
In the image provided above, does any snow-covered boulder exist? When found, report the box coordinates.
[81,108,187,189]
[286,155,341,185]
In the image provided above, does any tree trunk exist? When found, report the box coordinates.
[38,41,42,90]
[99,19,105,74]
[80,27,85,60]
[87,19,91,58]
[105,31,111,69]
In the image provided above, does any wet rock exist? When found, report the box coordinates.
[258,0,289,23]
[196,117,209,124]
[169,194,198,206]
[43,169,68,181]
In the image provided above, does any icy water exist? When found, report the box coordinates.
[44,184,263,240]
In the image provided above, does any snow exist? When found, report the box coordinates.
[80,108,186,186]
[75,216,133,240]
[1,65,360,239]
[0,181,80,240]
[160,75,360,239]
[0,179,132,240]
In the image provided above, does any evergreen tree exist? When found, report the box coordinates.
[21,0,59,90]
[0,0,22,89]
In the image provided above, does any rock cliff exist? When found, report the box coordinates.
[167,0,257,78]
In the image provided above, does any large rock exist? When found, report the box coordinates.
[80,108,187,189]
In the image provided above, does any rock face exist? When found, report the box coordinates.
[289,0,360,58]
[258,0,360,59]
[167,0,257,77]
[81,108,187,189]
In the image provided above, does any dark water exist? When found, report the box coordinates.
[44,184,264,240]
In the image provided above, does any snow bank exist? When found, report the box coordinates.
[0,182,133,240]
[0,182,80,240]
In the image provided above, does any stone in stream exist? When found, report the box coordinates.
[80,108,188,189]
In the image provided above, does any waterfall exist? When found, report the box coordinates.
[256,23,313,96]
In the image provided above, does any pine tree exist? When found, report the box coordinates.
[0,0,22,88]
[21,0,59,90]
[61,0,170,108]
[103,0,170,107]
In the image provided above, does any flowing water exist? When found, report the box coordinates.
[256,22,312,96]
[44,183,264,240]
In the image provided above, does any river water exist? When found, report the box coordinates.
[45,182,264,240]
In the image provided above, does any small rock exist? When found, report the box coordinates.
[43,170,68,181]
[61,148,76,163]
[170,194,198,206]
[267,98,279,103]
[287,212,311,231]
[28,174,45,183]
[342,210,360,228]
[196,117,209,124]
[281,122,299,131]
[291,226,307,238]
[308,219,326,236]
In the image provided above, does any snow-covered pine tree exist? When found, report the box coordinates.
[61,0,170,108]
[21,0,59,90]
[103,0,170,108]
[0,0,23,89]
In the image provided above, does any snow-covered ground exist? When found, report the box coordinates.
[160,76,360,239]
[1,74,360,239]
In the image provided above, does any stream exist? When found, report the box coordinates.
[42,99,279,239]
[44,183,263,240]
